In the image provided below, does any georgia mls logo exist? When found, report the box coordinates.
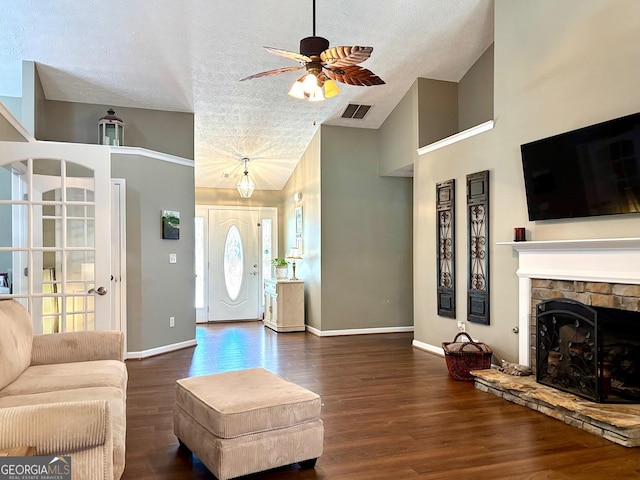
[0,455,71,480]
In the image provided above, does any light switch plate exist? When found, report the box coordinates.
[169,253,177,264]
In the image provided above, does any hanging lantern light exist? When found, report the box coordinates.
[237,158,255,198]
[98,108,125,146]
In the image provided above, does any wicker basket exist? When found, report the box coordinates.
[442,332,492,381]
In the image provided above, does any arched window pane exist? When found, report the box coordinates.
[224,225,243,300]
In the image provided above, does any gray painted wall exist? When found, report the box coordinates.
[111,154,196,352]
[320,126,413,331]
[378,55,493,178]
[0,113,27,142]
[281,131,322,329]
[378,82,418,176]
[33,64,47,142]
[9,62,193,159]
[37,101,194,160]
[414,0,640,362]
[417,78,459,148]
[458,44,494,131]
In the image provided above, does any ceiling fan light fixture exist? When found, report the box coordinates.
[302,73,319,94]
[288,80,305,99]
[308,86,325,102]
[237,158,255,198]
[240,0,384,98]
[323,79,340,98]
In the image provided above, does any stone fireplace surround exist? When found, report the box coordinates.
[477,237,640,447]
[500,237,640,366]
[530,279,640,375]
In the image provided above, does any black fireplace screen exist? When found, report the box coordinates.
[536,298,640,404]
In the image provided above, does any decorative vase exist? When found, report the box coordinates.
[275,265,288,279]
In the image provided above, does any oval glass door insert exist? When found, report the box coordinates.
[223,225,243,300]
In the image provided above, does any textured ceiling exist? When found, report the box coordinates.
[0,0,494,190]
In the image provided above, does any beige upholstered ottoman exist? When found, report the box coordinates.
[174,368,323,480]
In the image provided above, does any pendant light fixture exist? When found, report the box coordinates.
[237,158,255,198]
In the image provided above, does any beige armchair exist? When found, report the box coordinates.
[0,300,127,480]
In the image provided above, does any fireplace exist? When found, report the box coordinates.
[500,237,640,366]
[536,298,640,403]
[486,238,640,445]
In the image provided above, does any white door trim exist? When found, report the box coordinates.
[195,205,278,323]
[111,179,127,353]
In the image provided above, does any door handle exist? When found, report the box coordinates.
[88,286,108,296]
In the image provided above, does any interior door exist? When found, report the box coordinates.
[0,141,112,333]
[208,208,260,321]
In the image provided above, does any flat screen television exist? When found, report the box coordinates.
[520,112,640,221]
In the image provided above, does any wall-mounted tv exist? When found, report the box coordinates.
[521,112,640,221]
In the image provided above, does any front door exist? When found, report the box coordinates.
[0,141,112,333]
[208,208,260,321]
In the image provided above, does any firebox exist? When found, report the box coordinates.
[536,298,640,404]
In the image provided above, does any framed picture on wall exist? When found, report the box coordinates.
[295,206,303,235]
[162,210,180,240]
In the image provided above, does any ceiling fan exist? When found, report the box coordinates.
[240,0,385,101]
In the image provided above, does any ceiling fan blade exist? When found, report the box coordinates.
[264,46,312,64]
[240,66,304,81]
[320,46,373,67]
[325,66,385,86]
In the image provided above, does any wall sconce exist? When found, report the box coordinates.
[294,192,302,202]
[98,108,125,146]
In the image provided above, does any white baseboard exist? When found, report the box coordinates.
[306,325,414,337]
[127,338,197,359]
[412,339,444,356]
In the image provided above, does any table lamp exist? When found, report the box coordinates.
[286,247,303,280]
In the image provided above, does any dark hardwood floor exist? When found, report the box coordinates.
[122,322,640,480]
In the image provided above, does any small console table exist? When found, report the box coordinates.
[263,279,305,332]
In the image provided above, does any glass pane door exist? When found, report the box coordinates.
[0,152,110,333]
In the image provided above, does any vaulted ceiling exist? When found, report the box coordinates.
[0,0,494,190]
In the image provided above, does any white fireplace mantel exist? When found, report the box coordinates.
[498,237,640,365]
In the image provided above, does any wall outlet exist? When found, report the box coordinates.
[457,321,466,332]
[169,316,175,327]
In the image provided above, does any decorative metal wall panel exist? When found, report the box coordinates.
[436,179,455,318]
[466,170,490,325]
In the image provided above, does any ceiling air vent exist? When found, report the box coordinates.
[341,104,371,120]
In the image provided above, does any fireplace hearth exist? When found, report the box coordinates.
[536,298,640,403]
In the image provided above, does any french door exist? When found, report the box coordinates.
[0,141,112,333]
